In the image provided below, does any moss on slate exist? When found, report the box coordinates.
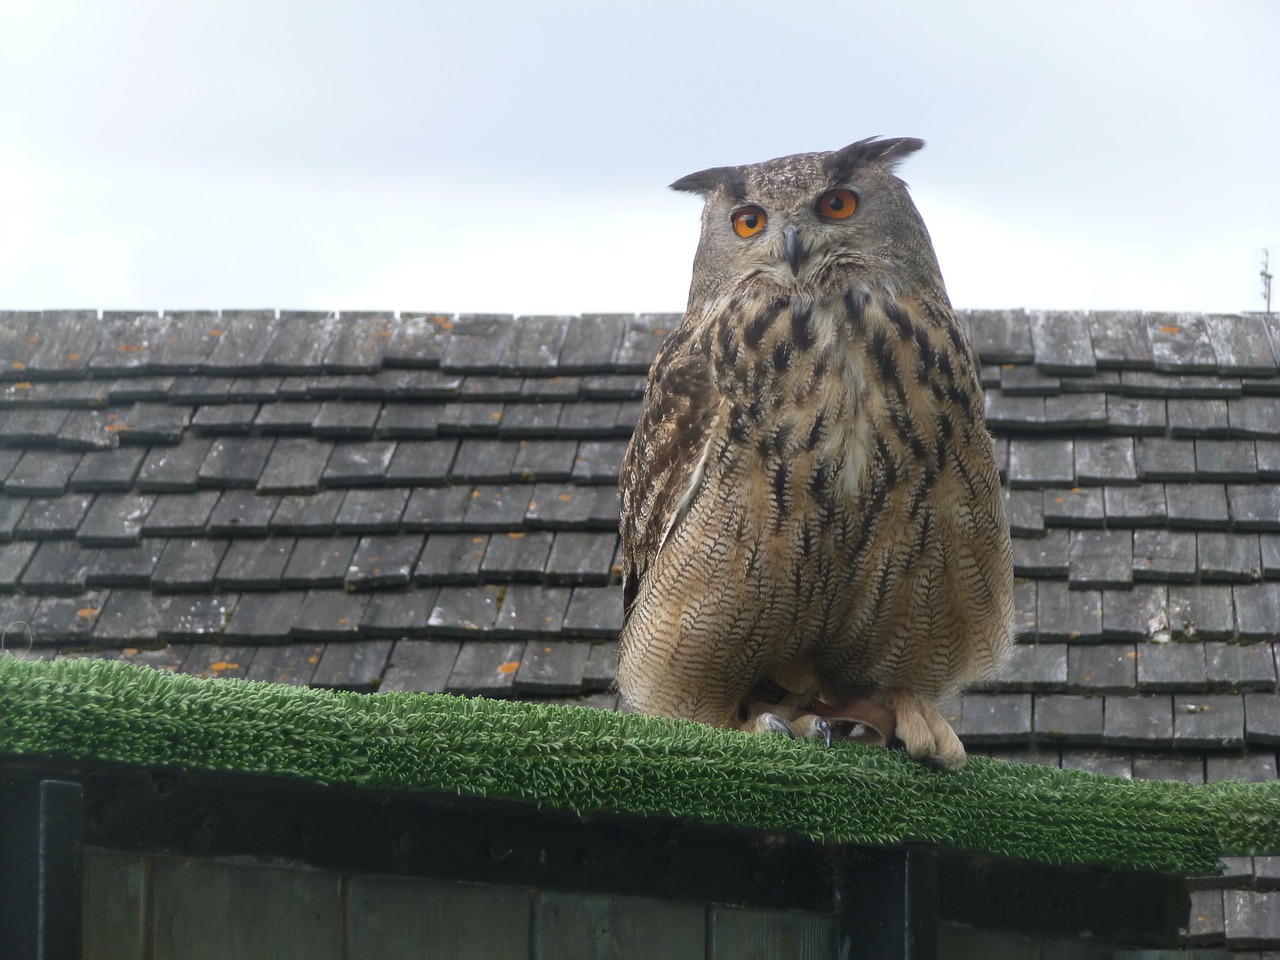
[2,654,1277,874]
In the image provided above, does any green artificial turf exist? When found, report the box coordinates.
[2,654,1278,875]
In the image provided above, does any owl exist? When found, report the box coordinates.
[616,137,1013,769]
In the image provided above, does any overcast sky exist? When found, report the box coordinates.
[1,1,1277,316]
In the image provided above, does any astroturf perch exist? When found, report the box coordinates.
[2,654,1278,877]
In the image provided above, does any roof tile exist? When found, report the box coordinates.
[499,315,572,374]
[310,639,393,689]
[1173,693,1244,748]
[221,590,307,643]
[1007,439,1073,488]
[344,534,424,589]
[1035,582,1101,641]
[1205,313,1279,376]
[441,315,517,372]
[427,585,502,636]
[613,314,676,372]
[558,315,628,373]
[157,594,236,642]
[1088,310,1152,370]
[561,585,622,639]
[401,485,474,532]
[1102,585,1169,642]
[261,314,339,374]
[92,589,171,645]
[1042,394,1107,429]
[77,492,154,546]
[414,532,488,584]
[1135,438,1196,482]
[378,638,459,692]
[360,589,436,638]
[1165,483,1230,530]
[243,641,323,685]
[382,313,453,369]
[374,402,441,439]
[1137,642,1206,692]
[333,487,410,533]
[445,639,525,696]
[4,450,81,496]
[86,541,166,588]
[1033,693,1103,743]
[151,539,227,592]
[197,437,274,488]
[253,401,322,435]
[32,591,104,642]
[493,584,571,638]
[281,536,357,588]
[966,309,1033,364]
[1148,313,1217,373]
[1011,529,1067,578]
[1133,530,1196,584]
[214,536,294,591]
[955,693,1032,742]
[1168,585,1236,640]
[1195,439,1258,481]
[321,440,396,487]
[203,311,278,375]
[67,446,146,492]
[16,493,94,539]
[480,531,553,581]
[322,313,392,374]
[1073,438,1136,486]
[1066,644,1136,692]
[1198,533,1262,582]
[19,540,96,594]
[1103,484,1167,526]
[1029,310,1095,374]
[1103,694,1173,746]
[1204,641,1276,691]
[1167,398,1230,438]
[1234,583,1280,642]
[1042,487,1104,528]
[290,589,369,640]
[513,640,589,695]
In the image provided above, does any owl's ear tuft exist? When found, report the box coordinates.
[670,165,739,196]
[829,137,925,179]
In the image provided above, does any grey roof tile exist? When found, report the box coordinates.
[463,484,532,530]
[382,313,453,369]
[149,310,222,373]
[401,484,474,532]
[513,640,589,695]
[197,437,274,488]
[582,640,618,691]
[1067,644,1136,693]
[427,585,502,636]
[1073,438,1136,486]
[0,311,41,376]
[202,311,278,374]
[24,315,99,377]
[955,693,1032,742]
[169,376,234,404]
[524,482,595,530]
[136,437,212,492]
[1011,528,1068,578]
[1131,753,1204,784]
[321,440,396,486]
[1088,310,1152,369]
[1135,438,1196,481]
[998,365,1060,396]
[1002,489,1044,537]
[982,393,1044,431]
[0,448,21,486]
[0,407,70,443]
[322,312,392,374]
[19,540,96,594]
[244,642,323,685]
[313,401,381,438]
[499,402,565,438]
[1059,752,1132,779]
[333,487,410,533]
[1102,585,1168,641]
[77,492,155,546]
[1262,534,1280,577]
[290,589,369,640]
[571,440,628,484]
[987,643,1067,691]
[16,493,95,539]
[374,402,441,439]
[1228,484,1280,532]
[261,313,339,373]
[499,315,572,373]
[613,314,677,372]
[1165,483,1230,530]
[582,374,647,401]
[86,541,166,588]
[450,439,519,483]
[1205,641,1276,691]
[558,314,628,373]
[1133,529,1196,583]
[1198,533,1262,582]
[438,400,503,435]
[360,589,437,638]
[1206,313,1279,376]
[385,439,458,486]
[253,400,323,434]
[561,586,623,639]
[521,376,582,401]
[1184,888,1224,944]
[445,639,526,696]
[1195,439,1258,481]
[511,438,578,483]
[1244,692,1280,745]
[344,534,424,589]
[226,376,283,402]
[157,594,237,642]
[31,592,104,642]
[378,638,459,692]
[1068,530,1132,589]
[1033,694,1103,744]
[222,590,307,643]
[1234,584,1280,642]
[0,497,23,542]
[440,314,516,372]
[480,531,553,581]
[1041,393,1107,429]
[310,639,393,689]
[1168,585,1236,640]
[1174,694,1244,748]
[1029,310,1095,374]
[1103,694,1173,746]
[1012,581,1037,639]
[1103,484,1167,526]
[1207,753,1277,785]
[207,490,279,536]
[180,643,257,680]
[1008,439,1073,488]
[1254,440,1280,479]
[459,375,524,401]
[1148,313,1217,372]
[1042,486,1104,528]
[1035,581,1101,641]
[56,410,119,451]
[1136,642,1206,692]
[493,584,571,638]
[151,538,227,592]
[106,375,174,402]
[281,536,357,588]
[215,536,295,590]
[269,489,346,534]
[256,438,333,494]
[545,532,617,586]
[1104,396,1166,435]
[87,313,172,373]
[966,309,1033,364]
[414,532,488,584]
[141,490,220,536]
[114,402,194,445]
[4,450,81,495]
[190,403,261,434]
[1167,398,1230,438]
[558,402,626,438]
[67,446,146,492]
[92,590,171,645]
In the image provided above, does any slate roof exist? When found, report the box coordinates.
[2,307,1279,951]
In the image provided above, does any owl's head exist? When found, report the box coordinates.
[672,137,943,304]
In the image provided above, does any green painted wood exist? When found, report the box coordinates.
[936,923,1042,960]
[349,875,530,960]
[83,849,144,960]
[708,905,838,960]
[150,857,343,960]
[534,891,704,960]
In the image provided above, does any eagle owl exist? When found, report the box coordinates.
[616,137,1013,768]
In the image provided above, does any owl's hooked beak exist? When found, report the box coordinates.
[782,225,802,277]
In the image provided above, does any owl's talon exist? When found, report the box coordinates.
[758,712,796,738]
[816,717,833,749]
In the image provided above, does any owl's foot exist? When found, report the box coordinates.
[861,689,965,770]
[746,709,833,747]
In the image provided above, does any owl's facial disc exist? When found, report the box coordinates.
[782,225,802,277]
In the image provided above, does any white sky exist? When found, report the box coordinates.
[1,1,1277,316]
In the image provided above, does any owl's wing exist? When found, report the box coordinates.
[619,322,720,617]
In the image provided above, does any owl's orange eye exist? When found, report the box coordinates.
[731,206,767,238]
[816,189,858,220]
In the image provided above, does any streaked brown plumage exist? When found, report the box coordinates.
[617,138,1013,768]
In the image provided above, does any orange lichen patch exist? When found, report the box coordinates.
[76,607,99,619]
[1070,487,1083,494]
[307,655,319,663]
[337,617,349,626]
[1002,363,1014,370]
[490,411,502,421]
[66,353,80,362]
[1160,324,1181,335]
[105,423,135,433]
[655,327,667,336]
[11,381,31,390]
[558,493,573,502]
[118,343,144,352]
[209,329,223,337]
[1054,496,1066,504]
[506,532,524,540]
[209,660,240,672]
[10,361,25,370]
[471,490,481,499]
[430,315,455,331]
[377,329,393,339]
[123,648,139,655]
[497,660,520,675]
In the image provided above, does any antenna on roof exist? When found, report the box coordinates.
[1263,249,1274,314]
